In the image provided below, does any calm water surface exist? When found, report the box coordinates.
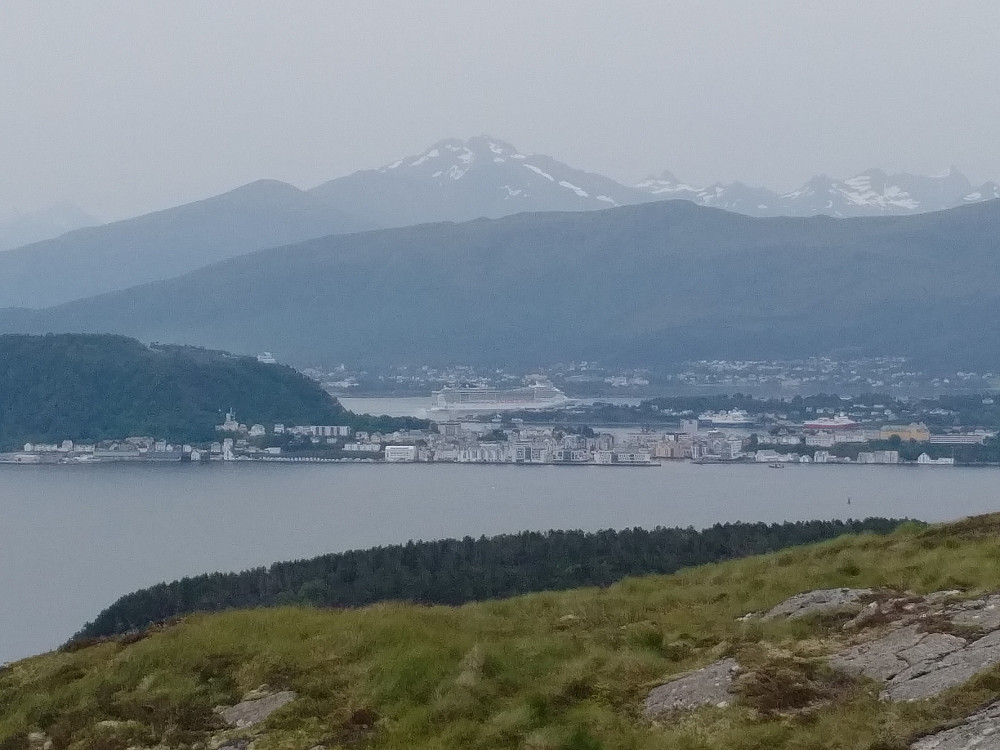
[2,460,998,663]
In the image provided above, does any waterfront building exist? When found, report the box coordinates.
[384,445,417,462]
[917,453,955,465]
[613,451,653,465]
[344,443,380,453]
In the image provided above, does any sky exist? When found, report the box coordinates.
[2,1,999,221]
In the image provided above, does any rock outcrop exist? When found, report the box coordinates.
[911,701,1000,749]
[761,588,874,620]
[644,659,740,718]
[645,586,1000,741]
[825,595,1000,702]
[216,689,297,729]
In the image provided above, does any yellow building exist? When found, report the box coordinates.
[879,422,931,442]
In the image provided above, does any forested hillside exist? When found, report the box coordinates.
[77,518,908,640]
[4,199,999,369]
[0,334,421,450]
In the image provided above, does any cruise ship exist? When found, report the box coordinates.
[429,382,570,414]
[697,408,754,426]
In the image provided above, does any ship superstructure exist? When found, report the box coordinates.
[697,408,754,426]
[429,382,570,414]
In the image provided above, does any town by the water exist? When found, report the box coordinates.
[3,381,992,467]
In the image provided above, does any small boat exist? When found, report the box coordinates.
[768,462,785,469]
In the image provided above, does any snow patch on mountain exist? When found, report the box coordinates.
[523,164,555,181]
[410,149,439,168]
[636,166,1000,218]
[559,180,588,197]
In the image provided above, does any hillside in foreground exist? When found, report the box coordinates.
[0,334,422,450]
[8,515,1000,748]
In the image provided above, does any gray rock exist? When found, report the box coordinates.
[830,626,963,683]
[763,589,874,620]
[644,658,740,718]
[843,601,884,630]
[216,691,297,729]
[884,629,1000,701]
[911,701,1000,748]
[945,595,1000,632]
[829,622,1000,701]
[924,590,964,605]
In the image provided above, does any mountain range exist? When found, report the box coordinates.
[0,135,996,310]
[637,166,1000,218]
[3,198,999,371]
[0,181,372,309]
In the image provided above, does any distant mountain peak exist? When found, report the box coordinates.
[313,136,646,226]
[379,135,529,176]
[635,165,998,218]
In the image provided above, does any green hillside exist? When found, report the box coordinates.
[7,515,1000,749]
[0,334,422,450]
[77,519,906,641]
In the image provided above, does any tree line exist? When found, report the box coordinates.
[76,517,911,641]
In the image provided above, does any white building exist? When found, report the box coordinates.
[917,453,955,465]
[217,410,239,432]
[805,432,836,448]
[344,443,380,453]
[754,449,783,463]
[384,445,417,462]
[725,438,743,459]
[858,450,899,465]
[930,432,992,445]
[614,451,653,464]
[833,430,867,444]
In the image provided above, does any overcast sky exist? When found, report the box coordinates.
[2,1,999,221]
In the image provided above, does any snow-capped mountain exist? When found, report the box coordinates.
[308,135,651,227]
[312,136,999,224]
[636,167,1000,218]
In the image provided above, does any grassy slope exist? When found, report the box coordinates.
[6,516,1000,750]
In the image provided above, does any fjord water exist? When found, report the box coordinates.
[2,461,998,664]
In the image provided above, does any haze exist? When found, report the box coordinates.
[2,1,999,221]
